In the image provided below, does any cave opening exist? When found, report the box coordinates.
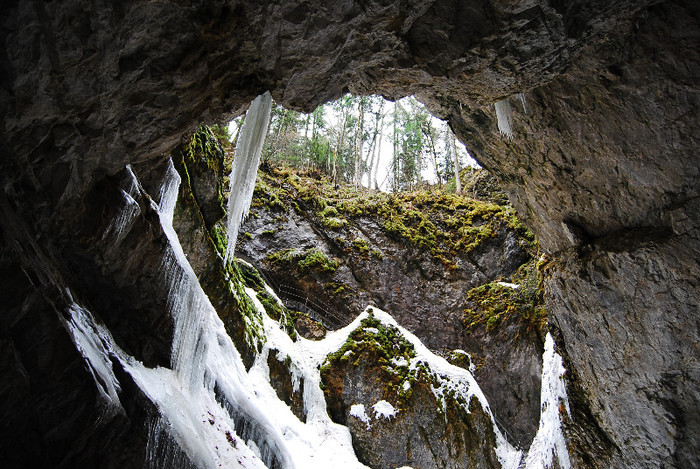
[1,1,698,468]
[224,94,481,194]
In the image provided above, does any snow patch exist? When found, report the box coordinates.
[372,400,397,420]
[497,282,520,289]
[350,404,372,429]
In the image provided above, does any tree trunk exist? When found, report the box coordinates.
[450,130,462,195]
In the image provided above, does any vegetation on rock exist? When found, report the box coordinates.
[462,256,548,334]
[253,165,535,269]
[266,247,340,274]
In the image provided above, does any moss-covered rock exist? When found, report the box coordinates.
[320,312,503,469]
[462,256,548,335]
[266,247,339,274]
[238,164,544,442]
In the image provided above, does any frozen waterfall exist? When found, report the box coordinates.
[225,92,272,263]
[524,333,572,469]
[59,156,575,469]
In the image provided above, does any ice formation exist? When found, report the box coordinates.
[59,156,574,469]
[225,92,272,263]
[524,333,572,469]
[494,98,514,139]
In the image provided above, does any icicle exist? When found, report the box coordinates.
[150,159,296,468]
[225,92,273,263]
[157,158,182,224]
[64,302,123,415]
[102,165,141,242]
[517,93,527,114]
[525,333,572,469]
[495,99,514,139]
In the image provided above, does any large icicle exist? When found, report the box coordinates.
[494,98,514,139]
[225,91,272,263]
[525,333,572,469]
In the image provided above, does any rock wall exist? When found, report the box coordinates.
[237,166,544,446]
[1,0,698,467]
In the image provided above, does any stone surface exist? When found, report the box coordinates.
[321,315,502,469]
[0,0,698,467]
[549,228,700,469]
[237,167,543,445]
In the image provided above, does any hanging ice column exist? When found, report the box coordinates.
[494,98,514,139]
[225,91,273,263]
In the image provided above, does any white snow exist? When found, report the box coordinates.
[225,92,273,263]
[244,285,370,468]
[372,400,397,420]
[494,99,514,139]
[391,356,409,367]
[350,404,372,429]
[524,333,572,469]
[497,282,520,289]
[63,156,579,469]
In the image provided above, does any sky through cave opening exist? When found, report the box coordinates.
[226,94,479,193]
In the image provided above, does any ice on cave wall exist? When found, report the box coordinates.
[59,149,574,469]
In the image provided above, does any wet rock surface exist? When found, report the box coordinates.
[0,0,698,467]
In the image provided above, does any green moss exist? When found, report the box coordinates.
[179,124,227,221]
[298,249,339,272]
[251,164,536,268]
[253,178,286,211]
[267,248,339,274]
[257,290,298,341]
[461,257,547,334]
[321,216,347,229]
[262,229,275,236]
[351,238,370,256]
[225,261,266,352]
[237,260,266,290]
[320,313,465,411]
[235,259,298,341]
[210,223,228,257]
[317,206,340,218]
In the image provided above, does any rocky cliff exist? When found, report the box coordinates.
[1,1,698,468]
[237,165,545,446]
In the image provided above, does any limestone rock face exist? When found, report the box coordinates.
[549,228,700,469]
[1,0,698,467]
[237,167,543,445]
